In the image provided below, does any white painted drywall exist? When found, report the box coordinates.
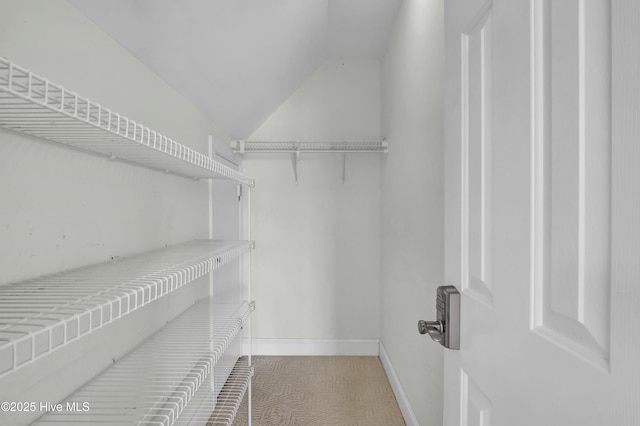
[380,0,445,425]
[243,60,382,341]
[0,0,231,284]
[0,1,230,423]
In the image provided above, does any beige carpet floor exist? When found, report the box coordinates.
[229,356,406,426]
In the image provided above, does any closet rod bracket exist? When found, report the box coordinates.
[290,148,300,185]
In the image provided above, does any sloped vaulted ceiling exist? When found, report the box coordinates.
[69,0,401,140]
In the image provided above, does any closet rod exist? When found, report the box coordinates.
[231,140,388,154]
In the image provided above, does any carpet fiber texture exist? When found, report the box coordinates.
[229,356,406,426]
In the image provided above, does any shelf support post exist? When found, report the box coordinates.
[342,153,347,184]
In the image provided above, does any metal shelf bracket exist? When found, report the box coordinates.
[342,153,347,184]
[290,147,300,185]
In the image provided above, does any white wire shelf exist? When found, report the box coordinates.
[0,57,254,186]
[231,140,388,154]
[175,358,253,426]
[34,299,252,425]
[0,239,253,379]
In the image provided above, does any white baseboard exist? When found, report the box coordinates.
[379,342,419,426]
[243,338,380,356]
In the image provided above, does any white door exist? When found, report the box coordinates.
[444,0,640,425]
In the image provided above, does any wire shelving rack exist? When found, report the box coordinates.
[34,298,252,425]
[0,56,256,426]
[202,362,253,426]
[0,239,253,379]
[0,57,254,186]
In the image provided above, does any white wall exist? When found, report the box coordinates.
[0,1,230,424]
[243,60,382,343]
[380,0,445,425]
